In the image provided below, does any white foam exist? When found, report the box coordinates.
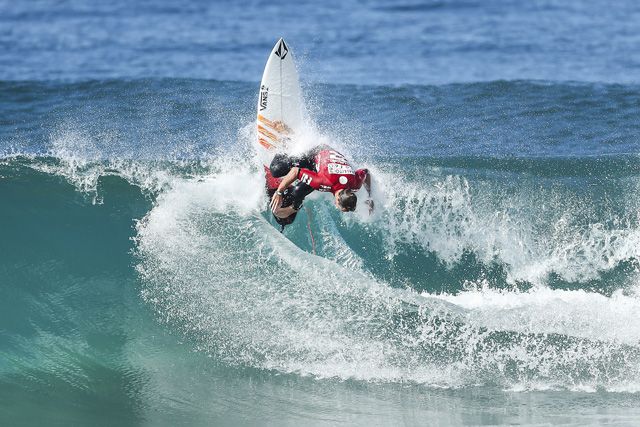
[125,105,640,393]
[22,124,219,203]
[430,284,640,344]
[134,163,640,393]
[370,168,640,285]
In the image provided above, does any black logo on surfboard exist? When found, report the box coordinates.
[275,39,288,60]
[259,85,268,111]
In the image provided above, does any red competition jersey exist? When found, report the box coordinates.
[297,149,367,193]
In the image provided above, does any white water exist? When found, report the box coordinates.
[375,166,640,285]
[132,157,640,393]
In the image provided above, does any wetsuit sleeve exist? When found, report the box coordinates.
[297,168,322,190]
[290,181,314,210]
[354,168,368,190]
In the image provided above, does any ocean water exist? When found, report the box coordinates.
[2,1,640,426]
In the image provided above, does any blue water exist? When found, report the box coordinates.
[2,1,640,426]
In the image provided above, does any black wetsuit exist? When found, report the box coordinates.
[267,186,299,228]
[269,146,323,210]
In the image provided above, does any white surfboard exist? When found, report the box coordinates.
[256,38,303,168]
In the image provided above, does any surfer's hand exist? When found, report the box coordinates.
[365,199,374,215]
[270,192,283,212]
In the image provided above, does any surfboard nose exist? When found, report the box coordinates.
[274,38,289,60]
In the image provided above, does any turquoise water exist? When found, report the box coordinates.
[3,1,640,426]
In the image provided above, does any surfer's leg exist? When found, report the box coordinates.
[270,154,295,178]
[290,182,314,210]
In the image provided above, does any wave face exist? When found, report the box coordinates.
[2,78,640,424]
[134,161,640,388]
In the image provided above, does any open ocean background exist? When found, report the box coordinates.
[2,0,640,425]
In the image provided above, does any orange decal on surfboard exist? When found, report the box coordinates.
[258,125,278,142]
[258,138,274,149]
[258,115,292,135]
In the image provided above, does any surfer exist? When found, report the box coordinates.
[269,145,372,223]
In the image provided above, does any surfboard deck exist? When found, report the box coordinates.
[256,38,303,191]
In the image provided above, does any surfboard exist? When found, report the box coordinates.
[256,38,304,190]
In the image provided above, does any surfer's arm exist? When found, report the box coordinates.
[358,169,374,214]
[363,170,371,197]
[270,167,299,212]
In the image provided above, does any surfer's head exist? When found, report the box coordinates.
[335,189,357,212]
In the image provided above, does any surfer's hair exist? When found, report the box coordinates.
[338,190,357,212]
